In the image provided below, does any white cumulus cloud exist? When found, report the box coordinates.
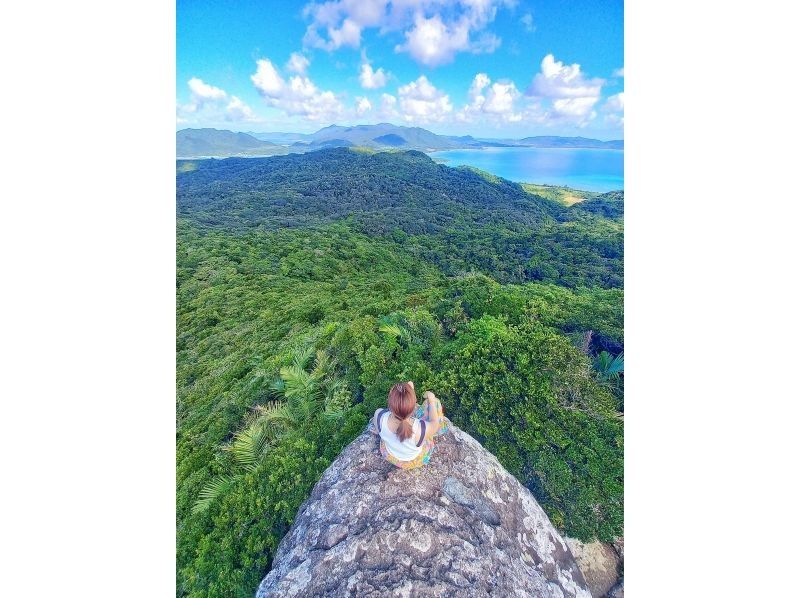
[251,58,344,122]
[188,77,227,104]
[483,82,518,115]
[329,18,362,49]
[552,97,598,117]
[251,59,284,95]
[397,14,471,67]
[359,62,388,89]
[526,54,605,125]
[469,73,491,99]
[460,73,521,122]
[397,75,453,123]
[528,54,604,99]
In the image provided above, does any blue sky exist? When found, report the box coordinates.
[177,0,623,139]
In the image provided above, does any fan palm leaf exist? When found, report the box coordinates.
[608,352,624,375]
[594,351,624,380]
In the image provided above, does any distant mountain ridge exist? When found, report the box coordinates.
[300,123,463,151]
[177,128,288,158]
[177,124,622,158]
[513,136,623,150]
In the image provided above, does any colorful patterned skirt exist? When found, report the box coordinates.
[377,397,451,470]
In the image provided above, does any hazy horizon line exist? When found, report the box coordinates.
[176,123,624,142]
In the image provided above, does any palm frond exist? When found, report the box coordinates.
[287,392,321,422]
[280,364,310,392]
[227,402,294,469]
[291,345,315,371]
[324,377,345,399]
[311,349,333,379]
[269,377,286,397]
[192,475,236,515]
[228,420,271,471]
[379,323,404,338]
[253,400,293,425]
[281,364,324,401]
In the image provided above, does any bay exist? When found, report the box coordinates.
[431,146,624,192]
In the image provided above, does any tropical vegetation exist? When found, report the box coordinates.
[177,148,623,597]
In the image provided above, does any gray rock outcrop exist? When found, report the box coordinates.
[564,538,622,597]
[256,425,590,597]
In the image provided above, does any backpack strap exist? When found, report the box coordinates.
[416,419,427,447]
[376,408,390,432]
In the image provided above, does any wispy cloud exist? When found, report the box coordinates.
[521,13,535,33]
[302,0,513,67]
[286,52,311,74]
[602,92,624,127]
[177,78,260,124]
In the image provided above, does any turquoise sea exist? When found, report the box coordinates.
[432,146,624,192]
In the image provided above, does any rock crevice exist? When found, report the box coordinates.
[256,426,591,597]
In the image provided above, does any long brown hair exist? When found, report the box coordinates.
[388,382,416,442]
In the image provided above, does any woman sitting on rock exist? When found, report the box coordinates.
[370,381,450,469]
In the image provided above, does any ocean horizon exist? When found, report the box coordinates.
[431,146,624,193]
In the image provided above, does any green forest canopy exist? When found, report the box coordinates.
[177,148,623,597]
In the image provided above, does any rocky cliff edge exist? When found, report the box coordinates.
[256,425,591,597]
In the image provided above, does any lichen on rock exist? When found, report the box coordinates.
[256,426,591,597]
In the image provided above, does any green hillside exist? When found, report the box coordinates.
[177,128,289,158]
[176,148,623,597]
[177,149,622,288]
[521,182,601,206]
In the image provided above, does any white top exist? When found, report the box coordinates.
[378,411,423,461]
